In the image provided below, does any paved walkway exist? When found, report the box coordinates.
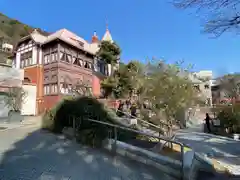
[0,124,173,180]
[175,127,240,175]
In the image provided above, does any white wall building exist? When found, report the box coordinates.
[192,70,213,106]
[1,43,13,52]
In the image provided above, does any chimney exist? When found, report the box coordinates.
[91,31,99,43]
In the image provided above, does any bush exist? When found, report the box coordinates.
[41,98,69,131]
[216,107,240,133]
[42,96,138,147]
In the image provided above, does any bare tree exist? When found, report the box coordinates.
[218,73,240,103]
[4,87,27,112]
[173,0,240,36]
[62,76,92,97]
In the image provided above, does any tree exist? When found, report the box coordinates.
[139,60,201,136]
[100,60,145,99]
[61,76,92,97]
[218,73,240,103]
[96,41,121,65]
[173,0,240,36]
[101,75,119,98]
[96,40,121,98]
[4,87,27,112]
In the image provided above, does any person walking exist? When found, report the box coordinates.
[205,113,212,133]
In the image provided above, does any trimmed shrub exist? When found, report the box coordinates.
[41,96,74,132]
[42,96,138,147]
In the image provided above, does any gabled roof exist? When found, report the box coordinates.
[31,29,47,44]
[16,27,114,55]
[43,29,98,55]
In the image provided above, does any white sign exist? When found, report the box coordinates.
[213,119,220,126]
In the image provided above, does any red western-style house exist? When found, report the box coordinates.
[13,27,115,115]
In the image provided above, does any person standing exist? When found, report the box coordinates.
[205,113,211,133]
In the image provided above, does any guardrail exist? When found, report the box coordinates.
[68,115,188,179]
[113,108,169,129]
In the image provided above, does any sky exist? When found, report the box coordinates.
[0,0,239,77]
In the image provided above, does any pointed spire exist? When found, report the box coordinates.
[106,20,109,31]
[102,21,113,42]
[91,31,99,43]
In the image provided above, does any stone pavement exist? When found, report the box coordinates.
[0,116,42,131]
[175,128,240,175]
[0,124,174,180]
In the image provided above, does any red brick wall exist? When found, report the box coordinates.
[92,75,101,97]
[24,65,44,98]
[24,65,44,114]
[42,95,62,111]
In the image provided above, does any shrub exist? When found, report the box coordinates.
[42,96,138,147]
[41,96,74,132]
[216,107,240,133]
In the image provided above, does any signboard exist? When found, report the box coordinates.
[213,119,220,126]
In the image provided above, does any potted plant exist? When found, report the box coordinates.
[4,87,26,123]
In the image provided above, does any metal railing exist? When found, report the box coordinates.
[68,115,188,179]
[113,108,169,129]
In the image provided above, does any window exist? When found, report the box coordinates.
[51,52,57,62]
[51,84,58,94]
[44,86,46,95]
[25,59,28,66]
[60,52,65,61]
[44,85,50,95]
[67,54,72,63]
[60,52,70,63]
[73,57,77,65]
[79,59,83,66]
[46,85,50,94]
[20,51,33,68]
[60,83,69,94]
[29,57,33,65]
[73,57,81,66]
[88,63,92,69]
[193,85,200,91]
[44,54,50,64]
[20,60,24,68]
[84,62,91,69]
[204,84,210,89]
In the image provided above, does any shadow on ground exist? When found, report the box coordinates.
[176,131,240,169]
[0,128,173,180]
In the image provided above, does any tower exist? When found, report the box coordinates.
[102,23,113,42]
[91,31,99,43]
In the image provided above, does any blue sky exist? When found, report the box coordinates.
[1,0,239,76]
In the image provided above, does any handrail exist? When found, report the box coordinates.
[87,117,183,145]
[71,116,187,179]
[114,108,169,129]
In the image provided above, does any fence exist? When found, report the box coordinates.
[67,115,188,179]
[113,108,169,131]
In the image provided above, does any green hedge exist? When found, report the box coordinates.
[42,96,138,147]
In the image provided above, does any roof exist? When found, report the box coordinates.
[31,29,47,44]
[16,28,114,55]
[102,29,113,42]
